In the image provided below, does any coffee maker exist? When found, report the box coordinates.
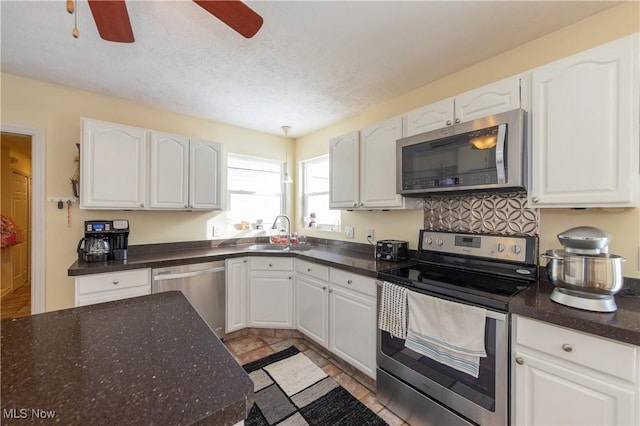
[77,220,129,262]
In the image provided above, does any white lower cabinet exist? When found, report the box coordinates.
[512,315,639,426]
[295,259,376,378]
[328,282,376,379]
[248,257,294,328]
[75,269,150,307]
[225,257,248,333]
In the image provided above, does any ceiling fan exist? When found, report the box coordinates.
[68,0,263,42]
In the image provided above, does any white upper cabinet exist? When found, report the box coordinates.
[329,117,419,210]
[82,120,222,211]
[529,34,639,208]
[405,98,454,135]
[149,132,222,210]
[360,116,404,208]
[189,139,222,210]
[405,75,528,137]
[149,131,189,209]
[81,118,147,209]
[329,131,360,208]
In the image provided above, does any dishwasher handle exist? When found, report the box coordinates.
[153,266,225,281]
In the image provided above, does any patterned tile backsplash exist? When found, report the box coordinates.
[423,191,539,236]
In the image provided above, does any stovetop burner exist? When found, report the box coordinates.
[378,231,538,311]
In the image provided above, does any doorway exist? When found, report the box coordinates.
[1,134,32,318]
[0,125,45,316]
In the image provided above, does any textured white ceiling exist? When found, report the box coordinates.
[1,1,620,137]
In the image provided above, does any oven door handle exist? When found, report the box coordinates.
[376,280,507,322]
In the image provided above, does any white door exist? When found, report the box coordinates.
[80,119,147,209]
[225,258,248,333]
[149,131,189,209]
[360,116,403,208]
[514,351,635,426]
[329,131,360,208]
[296,275,329,347]
[189,139,222,210]
[10,171,29,289]
[405,98,454,136]
[455,75,524,123]
[529,34,638,207]
[328,286,376,378]
[249,272,294,328]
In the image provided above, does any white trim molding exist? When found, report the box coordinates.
[2,123,46,314]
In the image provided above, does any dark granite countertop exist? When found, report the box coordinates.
[68,238,413,278]
[1,292,253,426]
[509,278,640,346]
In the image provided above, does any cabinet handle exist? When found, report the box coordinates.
[139,203,144,208]
[112,280,119,285]
[243,259,247,263]
[353,203,357,207]
[455,118,460,124]
[562,344,573,352]
[307,268,312,272]
[347,279,352,284]
[531,197,539,203]
[269,263,273,267]
[184,204,188,208]
[446,120,452,125]
[288,276,292,280]
[322,286,327,290]
[329,289,333,293]
[515,357,524,365]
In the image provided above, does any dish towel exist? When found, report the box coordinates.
[378,281,408,339]
[405,291,487,378]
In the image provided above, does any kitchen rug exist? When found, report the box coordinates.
[243,346,388,426]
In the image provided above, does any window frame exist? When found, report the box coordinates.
[301,155,340,232]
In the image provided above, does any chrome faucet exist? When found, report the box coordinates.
[271,214,291,246]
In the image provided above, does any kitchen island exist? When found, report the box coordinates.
[1,291,252,426]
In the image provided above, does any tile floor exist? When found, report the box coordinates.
[224,329,409,426]
[1,284,31,320]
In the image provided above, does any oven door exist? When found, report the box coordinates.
[376,283,509,426]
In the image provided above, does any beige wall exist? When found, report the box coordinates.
[296,2,640,277]
[1,2,639,311]
[1,76,293,311]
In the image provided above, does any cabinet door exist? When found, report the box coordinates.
[360,116,404,208]
[455,75,524,123]
[405,98,454,136]
[329,286,376,378]
[249,272,294,328]
[529,34,638,207]
[80,118,147,209]
[514,350,635,426]
[189,139,222,210]
[329,131,360,208]
[225,257,248,333]
[296,275,329,348]
[149,131,189,209]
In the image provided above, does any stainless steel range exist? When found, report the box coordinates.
[377,230,538,426]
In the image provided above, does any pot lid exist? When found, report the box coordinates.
[557,226,611,253]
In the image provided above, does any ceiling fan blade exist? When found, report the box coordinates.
[87,0,134,43]
[193,1,264,39]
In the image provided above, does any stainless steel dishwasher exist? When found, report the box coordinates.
[152,261,226,339]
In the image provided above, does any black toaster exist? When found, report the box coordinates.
[375,240,409,262]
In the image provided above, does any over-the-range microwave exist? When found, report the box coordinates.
[396,108,527,195]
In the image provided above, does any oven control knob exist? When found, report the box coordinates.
[497,243,505,252]
[376,253,381,259]
[425,237,433,245]
[511,245,522,254]
[435,238,444,246]
[386,255,391,260]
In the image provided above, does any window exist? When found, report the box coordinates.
[227,154,284,226]
[302,156,341,232]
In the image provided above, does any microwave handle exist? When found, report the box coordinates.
[495,123,507,184]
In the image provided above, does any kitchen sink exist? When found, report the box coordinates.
[246,244,312,251]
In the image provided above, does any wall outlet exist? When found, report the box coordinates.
[367,229,375,239]
[345,226,354,239]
